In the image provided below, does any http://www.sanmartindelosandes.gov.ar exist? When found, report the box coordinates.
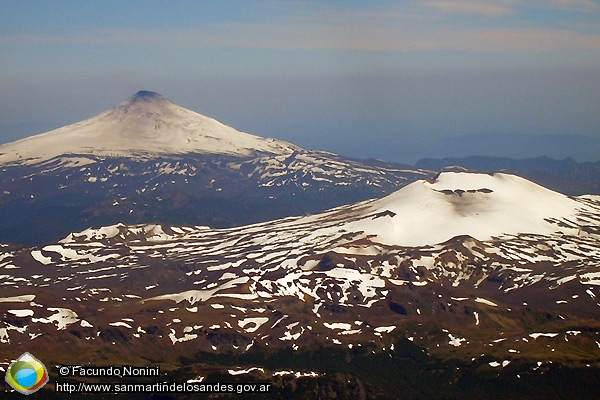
[5,352,49,395]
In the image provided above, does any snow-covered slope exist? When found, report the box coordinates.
[348,172,583,246]
[1,171,600,384]
[0,91,300,165]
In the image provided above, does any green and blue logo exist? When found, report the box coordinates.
[5,352,49,395]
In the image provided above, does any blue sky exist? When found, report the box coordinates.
[1,0,599,163]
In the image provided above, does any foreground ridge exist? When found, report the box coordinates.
[1,173,599,373]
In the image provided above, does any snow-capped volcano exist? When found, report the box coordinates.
[0,91,300,165]
[348,172,583,246]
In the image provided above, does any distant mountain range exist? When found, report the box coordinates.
[415,133,600,163]
[416,156,600,195]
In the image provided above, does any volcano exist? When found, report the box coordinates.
[0,91,300,166]
[349,172,583,246]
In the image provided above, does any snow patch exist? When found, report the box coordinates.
[7,309,34,317]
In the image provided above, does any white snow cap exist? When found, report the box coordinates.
[0,91,300,165]
[349,172,583,246]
